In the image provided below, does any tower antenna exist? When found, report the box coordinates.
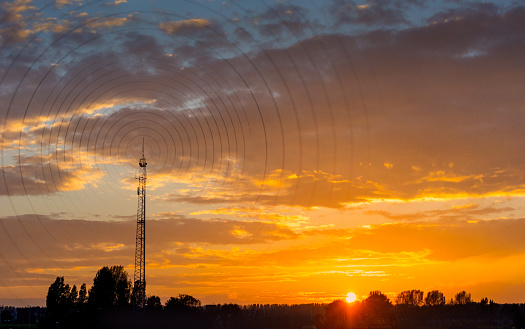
[133,140,147,311]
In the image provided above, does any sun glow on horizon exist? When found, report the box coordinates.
[346,292,357,303]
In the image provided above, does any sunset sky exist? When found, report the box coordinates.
[1,0,525,307]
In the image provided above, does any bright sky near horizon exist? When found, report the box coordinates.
[1,0,525,307]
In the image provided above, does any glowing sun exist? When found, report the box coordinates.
[346,292,357,303]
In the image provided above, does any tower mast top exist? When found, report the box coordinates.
[139,138,147,167]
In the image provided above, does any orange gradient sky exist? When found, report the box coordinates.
[1,0,525,306]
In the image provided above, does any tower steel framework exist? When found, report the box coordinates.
[133,141,147,311]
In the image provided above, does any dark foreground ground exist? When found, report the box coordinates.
[3,301,525,329]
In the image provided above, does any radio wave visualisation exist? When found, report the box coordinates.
[7,0,521,308]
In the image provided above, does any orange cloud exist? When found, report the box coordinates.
[31,18,71,33]
[85,15,133,30]
[190,206,309,226]
[366,203,514,222]
[0,150,105,195]
[1,0,35,21]
[159,19,212,34]
[107,0,127,5]
[55,0,83,9]
[418,170,484,183]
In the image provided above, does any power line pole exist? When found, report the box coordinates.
[133,139,147,311]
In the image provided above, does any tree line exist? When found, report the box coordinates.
[322,290,521,329]
[44,265,205,328]
[43,265,525,329]
[394,289,483,306]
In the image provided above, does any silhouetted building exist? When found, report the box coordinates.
[0,306,45,325]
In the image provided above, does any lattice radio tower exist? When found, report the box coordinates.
[133,139,147,311]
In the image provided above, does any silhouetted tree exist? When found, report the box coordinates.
[165,294,201,313]
[365,291,392,308]
[78,283,88,305]
[46,277,72,318]
[69,285,78,307]
[451,291,472,305]
[145,295,162,312]
[395,290,424,306]
[424,290,445,306]
[45,276,83,328]
[364,291,393,324]
[88,265,131,311]
[220,303,242,316]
